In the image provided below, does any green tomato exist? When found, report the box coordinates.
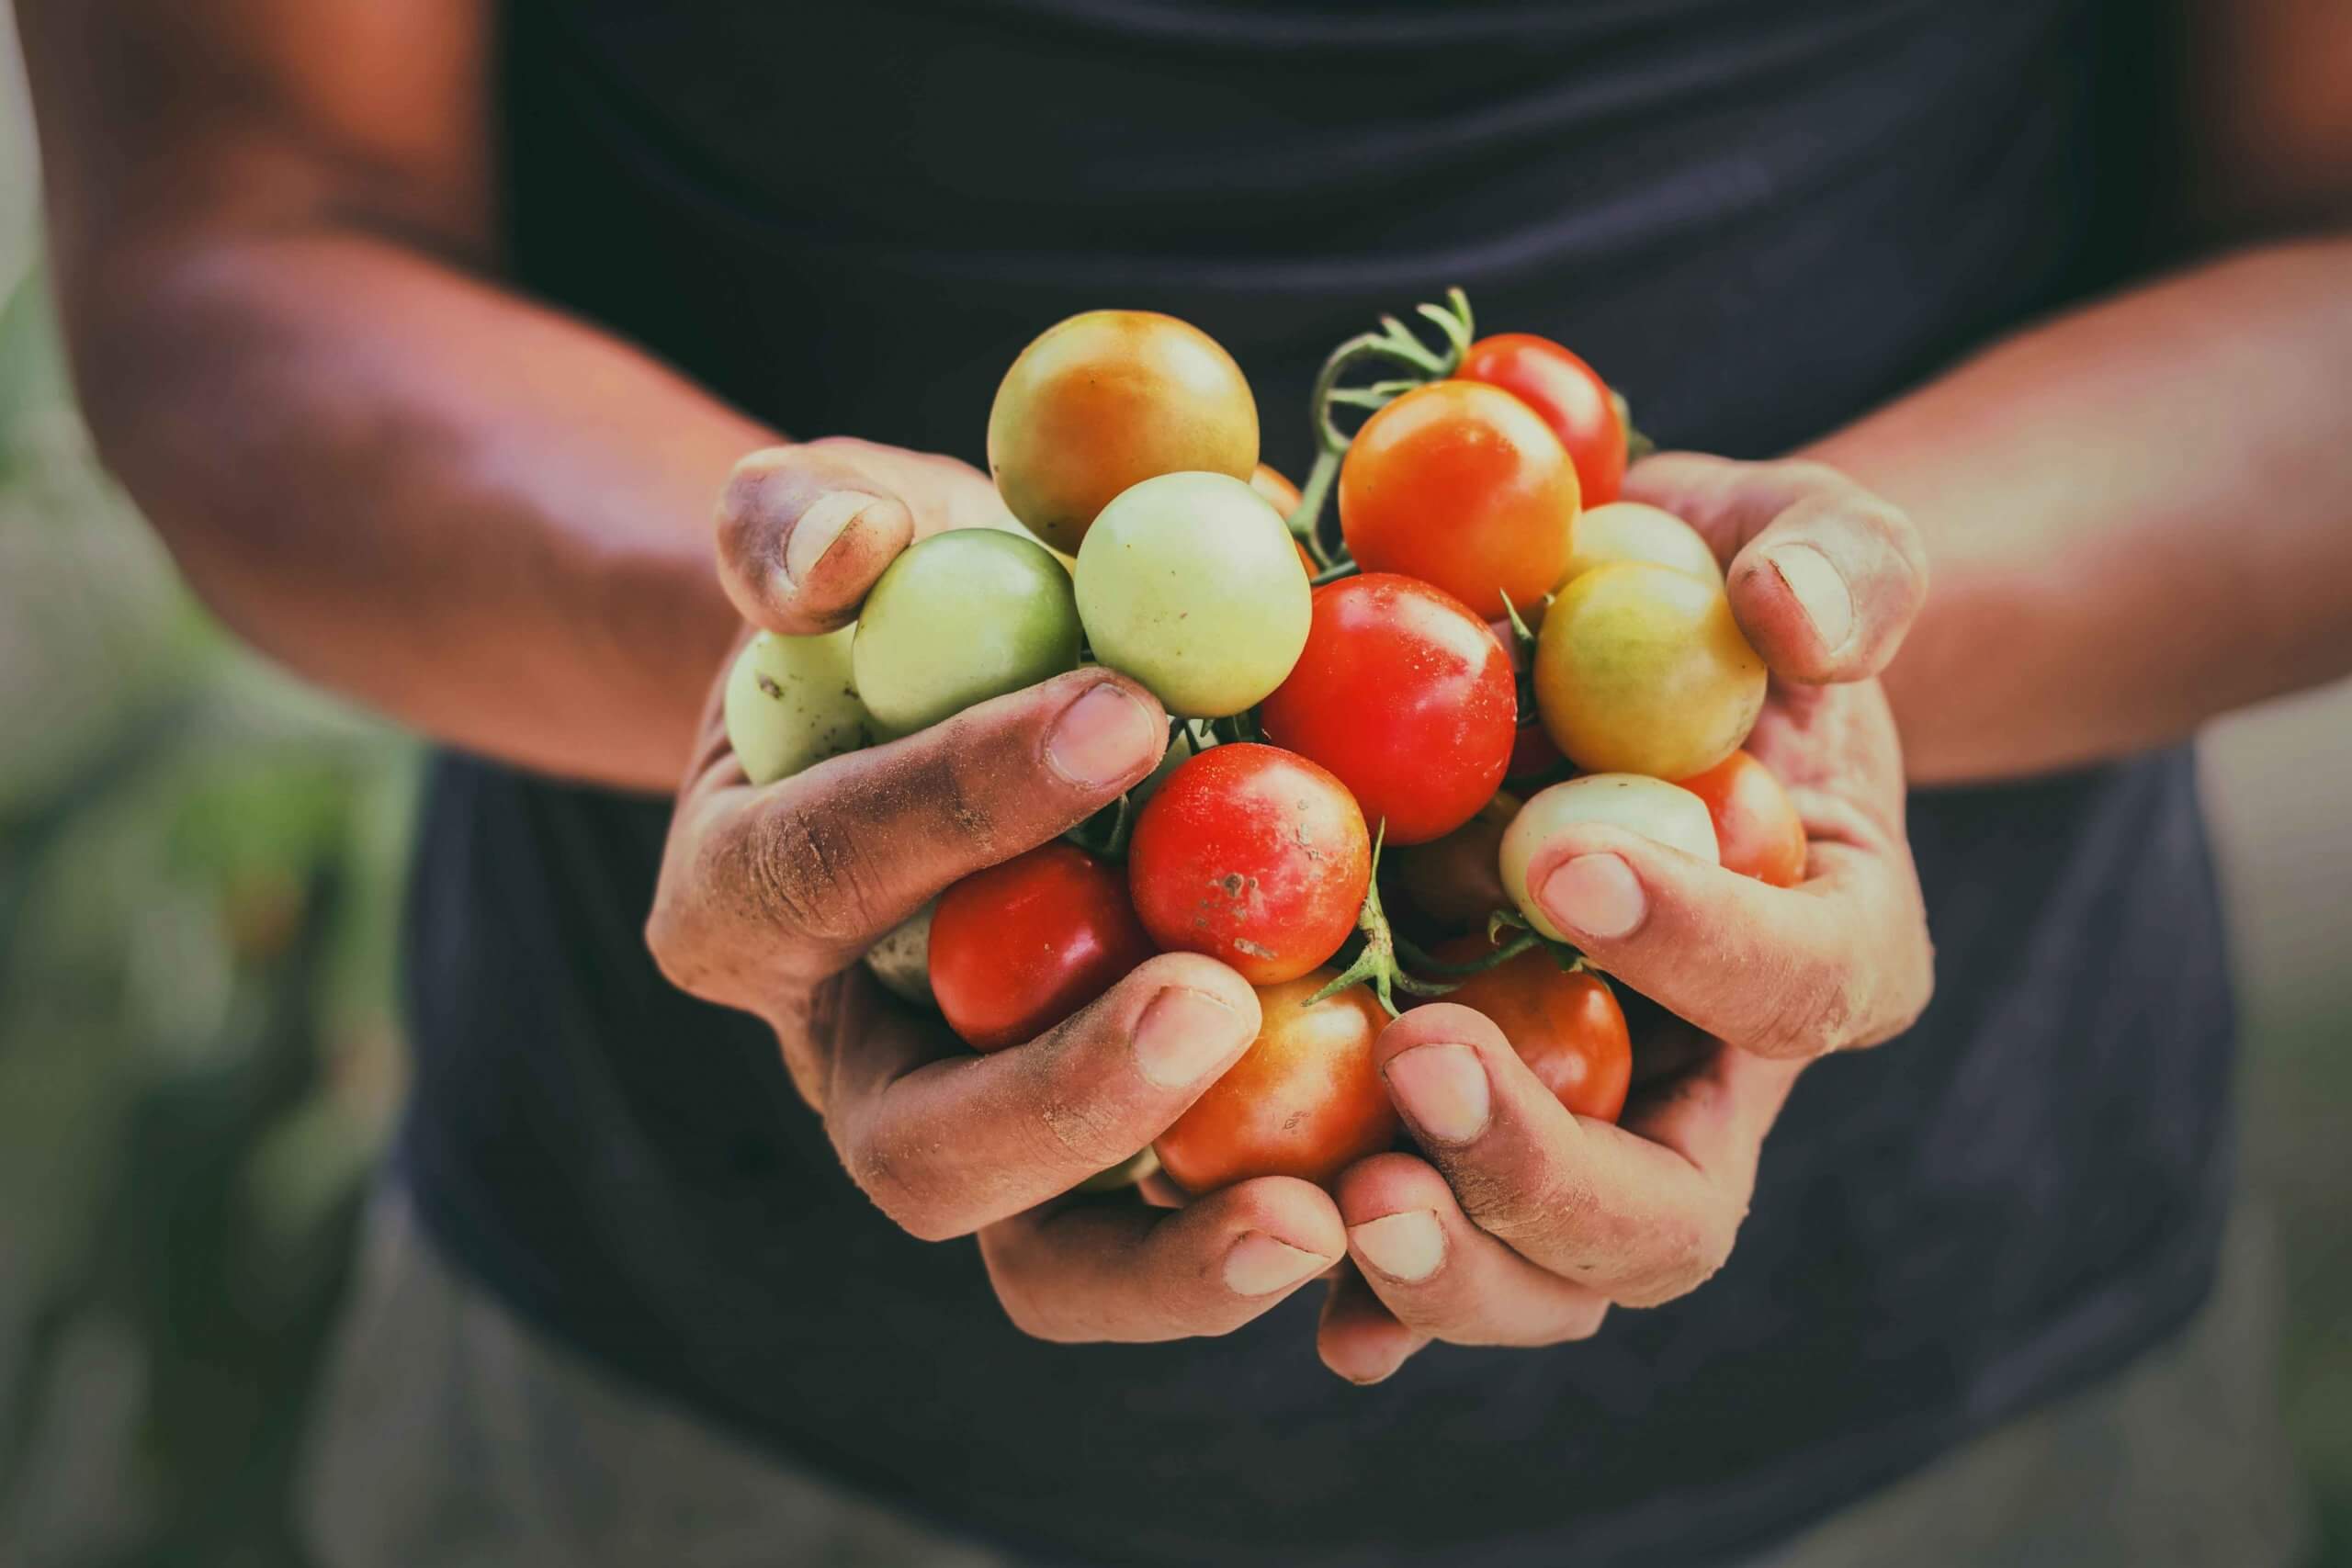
[853,529,1082,735]
[1499,773,1721,941]
[724,626,871,785]
[863,899,936,1008]
[1074,471,1310,718]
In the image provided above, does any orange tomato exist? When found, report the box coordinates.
[1338,380,1580,616]
[1673,750,1807,887]
[1155,973,1397,1192]
[1434,936,1631,1122]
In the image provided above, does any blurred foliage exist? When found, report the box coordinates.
[0,258,417,1566]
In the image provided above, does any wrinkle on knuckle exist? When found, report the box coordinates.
[725,800,883,948]
[849,1130,960,1242]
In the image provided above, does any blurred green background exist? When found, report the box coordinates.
[2,15,2347,1566]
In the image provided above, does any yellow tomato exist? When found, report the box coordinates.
[1533,561,1765,779]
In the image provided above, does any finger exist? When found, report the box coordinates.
[661,667,1167,971]
[828,953,1267,1240]
[1317,1265,1428,1386]
[1621,453,1928,682]
[978,1176,1343,1343]
[1514,808,1930,1056]
[1334,1153,1611,1347]
[1374,1004,1795,1306]
[716,446,918,635]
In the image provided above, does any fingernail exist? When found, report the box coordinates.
[1132,987,1251,1089]
[1224,1232,1329,1297]
[1767,544,1853,653]
[1539,853,1646,940]
[783,491,884,588]
[1046,683,1161,789]
[1350,1211,1445,1282]
[1382,1044,1491,1144]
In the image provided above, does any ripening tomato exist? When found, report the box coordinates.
[1339,380,1581,616]
[929,843,1157,1052]
[989,310,1259,553]
[1155,972,1397,1192]
[1433,936,1631,1122]
[1507,715,1566,783]
[1259,574,1515,845]
[1674,750,1807,887]
[1457,333,1628,507]
[1499,773,1720,942]
[1533,560,1766,780]
[1126,744,1369,985]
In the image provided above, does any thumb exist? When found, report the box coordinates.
[715,446,917,636]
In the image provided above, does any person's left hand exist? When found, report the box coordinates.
[1318,453,1936,1382]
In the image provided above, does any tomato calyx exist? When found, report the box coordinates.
[1304,825,1443,1016]
[1284,288,1477,569]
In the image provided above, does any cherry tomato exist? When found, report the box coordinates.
[1433,935,1631,1122]
[1457,333,1627,506]
[854,529,1080,737]
[929,843,1156,1053]
[1499,773,1719,942]
[1674,750,1807,887]
[1154,972,1397,1192]
[1075,472,1311,719]
[1127,743,1369,985]
[1260,573,1514,845]
[1566,501,1722,586]
[1339,380,1580,616]
[1250,463,1317,578]
[989,310,1258,553]
[723,627,870,785]
[1533,560,1766,779]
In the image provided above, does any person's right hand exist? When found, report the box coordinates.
[648,440,1349,1341]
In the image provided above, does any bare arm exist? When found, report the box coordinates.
[18,0,765,790]
[1829,1,2352,784]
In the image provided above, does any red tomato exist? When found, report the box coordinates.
[1259,573,1515,845]
[1338,380,1581,615]
[1155,972,1398,1191]
[929,842,1156,1052]
[1458,333,1629,507]
[1673,750,1807,887]
[1127,744,1370,985]
[1434,936,1631,1122]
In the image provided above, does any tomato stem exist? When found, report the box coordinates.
[1394,929,1542,978]
[1287,288,1478,569]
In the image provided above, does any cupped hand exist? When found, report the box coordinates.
[651,442,1346,1342]
[1321,454,1936,1382]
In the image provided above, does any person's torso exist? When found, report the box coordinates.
[398,5,2231,1564]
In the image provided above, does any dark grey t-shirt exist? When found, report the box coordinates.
[396,3,2234,1563]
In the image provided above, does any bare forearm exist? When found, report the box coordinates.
[1810,238,2352,784]
[67,228,766,791]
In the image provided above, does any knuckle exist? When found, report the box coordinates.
[1617,1205,1740,1308]
[848,1132,966,1243]
[724,799,886,948]
[1769,458,1858,499]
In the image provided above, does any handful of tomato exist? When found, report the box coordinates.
[722,293,1810,1195]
